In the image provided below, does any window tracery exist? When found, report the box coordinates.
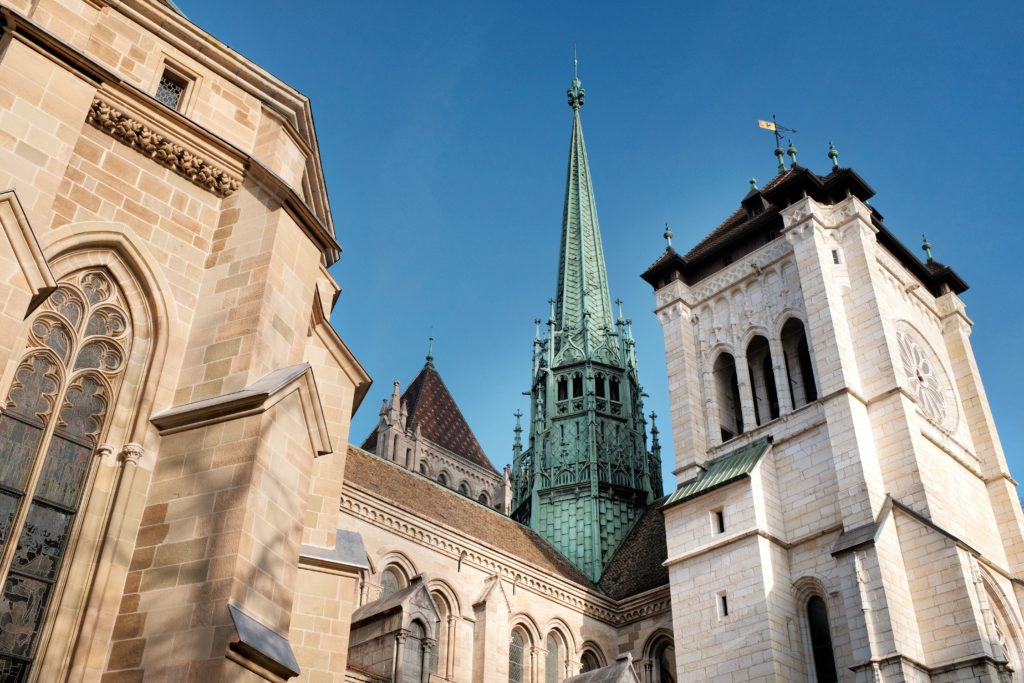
[0,269,132,681]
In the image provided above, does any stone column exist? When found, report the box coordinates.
[767,337,793,415]
[445,615,457,679]
[733,353,757,433]
[393,630,407,682]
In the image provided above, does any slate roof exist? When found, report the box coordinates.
[343,446,595,588]
[598,497,669,600]
[663,437,773,510]
[361,364,497,473]
[641,165,968,298]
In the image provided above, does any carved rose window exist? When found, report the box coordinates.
[895,322,956,431]
[0,269,131,681]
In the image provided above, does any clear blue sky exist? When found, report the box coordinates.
[177,1,1024,492]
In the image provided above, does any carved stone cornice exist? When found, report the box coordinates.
[86,98,243,197]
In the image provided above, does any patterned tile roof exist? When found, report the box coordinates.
[597,497,669,600]
[361,364,497,473]
[663,437,773,509]
[343,446,596,589]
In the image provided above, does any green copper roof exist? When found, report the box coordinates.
[554,75,615,341]
[663,437,773,509]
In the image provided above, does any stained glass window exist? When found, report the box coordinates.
[0,269,131,682]
[545,634,560,683]
[508,630,525,683]
[379,567,401,600]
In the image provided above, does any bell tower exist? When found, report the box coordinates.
[510,61,661,581]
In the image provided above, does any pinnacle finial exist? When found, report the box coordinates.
[567,48,585,109]
[922,234,934,263]
[775,146,786,172]
[663,222,673,248]
[828,140,840,169]
[425,337,434,368]
[787,138,798,165]
[615,297,625,323]
[750,177,758,190]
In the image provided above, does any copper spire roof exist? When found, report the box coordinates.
[361,363,497,474]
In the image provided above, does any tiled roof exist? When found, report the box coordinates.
[663,437,773,509]
[343,446,596,588]
[598,497,669,600]
[361,364,497,473]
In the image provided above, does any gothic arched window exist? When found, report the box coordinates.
[0,269,132,680]
[508,629,526,683]
[807,596,838,683]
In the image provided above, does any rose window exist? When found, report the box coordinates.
[894,322,956,431]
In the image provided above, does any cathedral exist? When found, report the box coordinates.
[0,1,1021,682]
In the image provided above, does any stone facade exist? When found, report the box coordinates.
[646,167,1024,681]
[0,1,370,681]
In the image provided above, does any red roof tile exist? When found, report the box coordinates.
[361,364,497,473]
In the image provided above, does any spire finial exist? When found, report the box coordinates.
[828,140,840,169]
[425,337,434,368]
[787,138,798,166]
[922,234,934,263]
[567,48,585,109]
[615,298,624,323]
[750,177,758,190]
[775,145,786,172]
[663,222,673,248]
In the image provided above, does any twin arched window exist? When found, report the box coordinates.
[0,270,132,678]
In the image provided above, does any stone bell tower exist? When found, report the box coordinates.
[644,150,1024,681]
[510,61,661,582]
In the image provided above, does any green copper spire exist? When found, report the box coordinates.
[511,63,661,582]
[555,57,614,348]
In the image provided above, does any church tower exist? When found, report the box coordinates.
[645,155,1024,681]
[511,63,662,582]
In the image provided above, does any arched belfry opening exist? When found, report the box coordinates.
[781,318,817,409]
[746,335,779,425]
[713,352,743,441]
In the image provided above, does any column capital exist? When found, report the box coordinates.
[119,442,144,465]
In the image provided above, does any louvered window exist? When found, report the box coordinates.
[0,270,132,682]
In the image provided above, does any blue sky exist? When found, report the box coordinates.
[177,1,1024,491]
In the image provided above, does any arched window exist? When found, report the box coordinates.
[478,491,490,506]
[418,461,428,476]
[594,374,606,399]
[405,448,412,469]
[609,377,620,402]
[781,319,817,409]
[437,472,448,487]
[403,619,426,682]
[430,591,452,679]
[458,482,469,497]
[646,635,676,683]
[807,596,837,683]
[379,566,403,600]
[713,352,743,441]
[545,633,561,683]
[509,629,527,683]
[746,336,779,425]
[0,269,132,679]
[580,650,601,673]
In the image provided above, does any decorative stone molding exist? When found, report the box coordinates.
[118,443,143,465]
[690,238,793,303]
[86,98,243,197]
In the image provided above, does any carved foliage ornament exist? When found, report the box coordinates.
[87,99,242,197]
[894,321,957,431]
